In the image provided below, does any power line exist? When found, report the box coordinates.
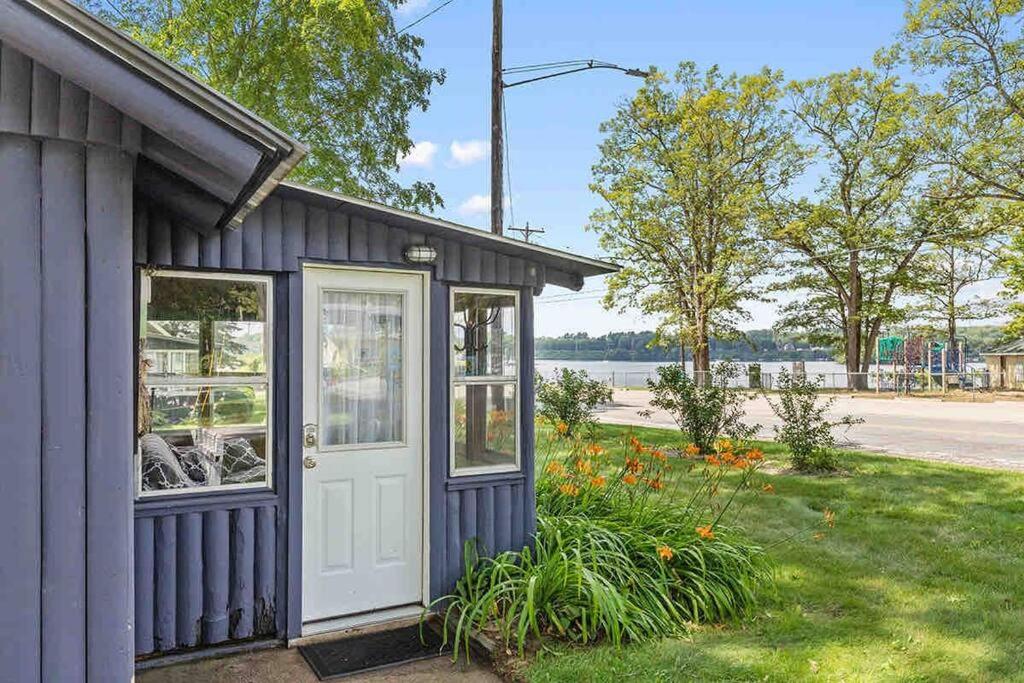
[502,93,515,230]
[397,0,457,34]
[535,222,1011,306]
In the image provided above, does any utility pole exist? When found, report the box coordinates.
[508,221,545,243]
[490,0,503,235]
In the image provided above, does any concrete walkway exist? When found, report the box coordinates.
[600,390,1024,471]
[138,646,499,683]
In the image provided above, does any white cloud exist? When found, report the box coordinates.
[458,194,491,216]
[449,139,490,167]
[396,0,429,15]
[398,140,438,169]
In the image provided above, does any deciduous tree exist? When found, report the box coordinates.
[89,0,444,210]
[589,63,803,379]
[767,63,929,387]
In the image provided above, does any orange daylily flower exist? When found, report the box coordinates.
[706,454,722,467]
[684,443,701,457]
[651,449,668,463]
[555,422,569,435]
[746,448,764,461]
[589,475,607,488]
[657,545,674,561]
[645,477,664,491]
[696,525,715,540]
[559,482,580,497]
[625,456,644,474]
[585,443,606,457]
[762,483,775,493]
[622,473,638,486]
[574,458,593,474]
[545,461,566,476]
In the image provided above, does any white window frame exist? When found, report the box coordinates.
[449,286,521,477]
[136,269,275,499]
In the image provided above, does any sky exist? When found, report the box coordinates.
[391,0,976,337]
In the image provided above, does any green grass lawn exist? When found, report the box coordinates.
[525,424,1024,682]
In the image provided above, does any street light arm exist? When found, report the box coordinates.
[502,61,649,88]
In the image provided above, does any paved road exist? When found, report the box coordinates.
[599,390,1024,471]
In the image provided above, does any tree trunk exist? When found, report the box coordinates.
[693,338,711,386]
[846,255,867,390]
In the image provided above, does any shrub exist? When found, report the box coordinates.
[536,368,613,437]
[646,362,758,456]
[437,433,773,657]
[763,369,862,472]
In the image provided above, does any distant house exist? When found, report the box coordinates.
[0,1,616,680]
[982,340,1024,390]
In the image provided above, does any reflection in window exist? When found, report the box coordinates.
[320,291,404,446]
[451,289,519,474]
[453,291,516,378]
[138,272,272,495]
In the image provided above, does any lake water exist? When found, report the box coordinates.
[535,359,986,389]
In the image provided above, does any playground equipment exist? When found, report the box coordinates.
[875,334,968,393]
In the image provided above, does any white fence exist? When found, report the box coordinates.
[584,367,1002,393]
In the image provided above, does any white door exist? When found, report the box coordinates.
[302,267,425,625]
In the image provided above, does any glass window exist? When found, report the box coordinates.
[137,271,273,496]
[320,290,405,447]
[451,289,519,474]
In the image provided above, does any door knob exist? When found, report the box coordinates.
[303,456,317,469]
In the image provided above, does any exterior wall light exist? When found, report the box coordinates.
[403,244,437,265]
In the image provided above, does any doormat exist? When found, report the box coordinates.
[299,623,450,680]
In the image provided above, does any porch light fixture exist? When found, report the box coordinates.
[403,244,437,265]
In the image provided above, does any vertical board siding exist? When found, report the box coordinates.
[305,207,328,259]
[30,64,59,138]
[229,508,256,640]
[135,192,560,296]
[153,515,177,651]
[256,505,279,635]
[0,134,42,683]
[261,197,283,271]
[86,144,135,681]
[40,139,87,683]
[221,220,243,269]
[134,505,279,655]
[327,212,349,261]
[202,510,230,644]
[134,518,155,655]
[241,208,264,270]
[176,513,203,648]
[0,45,32,133]
[173,222,199,267]
[200,230,221,269]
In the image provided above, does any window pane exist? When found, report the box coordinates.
[140,384,268,492]
[320,290,404,446]
[453,292,516,378]
[143,275,269,377]
[453,383,517,470]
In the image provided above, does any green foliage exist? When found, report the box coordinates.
[766,63,930,379]
[526,425,1024,682]
[536,329,835,362]
[535,368,612,437]
[645,362,757,456]
[88,0,444,211]
[903,0,1024,206]
[589,63,805,373]
[436,433,773,658]
[763,369,861,472]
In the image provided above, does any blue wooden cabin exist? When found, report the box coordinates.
[0,1,615,679]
